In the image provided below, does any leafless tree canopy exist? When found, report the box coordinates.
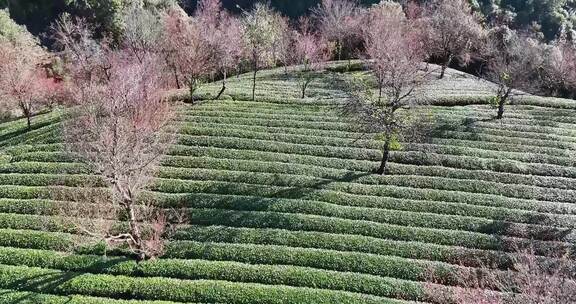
[312,0,362,61]
[121,3,164,63]
[241,2,286,101]
[422,0,485,79]
[345,2,427,175]
[484,26,544,119]
[162,6,215,99]
[294,17,332,98]
[62,54,174,260]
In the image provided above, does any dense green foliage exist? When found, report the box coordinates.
[476,0,576,40]
[2,0,575,42]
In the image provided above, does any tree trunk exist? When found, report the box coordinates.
[376,138,391,175]
[301,81,308,99]
[337,41,342,62]
[439,54,453,79]
[252,69,257,101]
[215,71,226,100]
[21,103,31,130]
[252,50,258,101]
[173,67,181,89]
[496,90,510,120]
[126,199,145,261]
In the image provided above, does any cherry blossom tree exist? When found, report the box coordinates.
[0,45,46,129]
[346,2,426,175]
[63,54,174,261]
[542,40,576,98]
[162,6,214,101]
[294,17,331,98]
[312,0,362,62]
[423,0,485,79]
[0,9,48,129]
[51,12,176,260]
[195,0,245,99]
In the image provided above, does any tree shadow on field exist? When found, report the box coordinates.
[0,116,59,148]
[0,257,129,303]
[271,170,373,200]
[174,170,374,236]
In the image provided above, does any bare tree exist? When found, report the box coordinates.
[0,9,49,129]
[345,2,426,175]
[294,17,331,98]
[240,3,284,101]
[276,21,296,75]
[423,0,485,79]
[0,43,47,129]
[484,26,544,119]
[195,0,245,99]
[50,14,114,87]
[270,13,291,67]
[63,53,174,261]
[162,6,214,101]
[312,0,361,62]
[541,39,576,98]
[121,3,164,63]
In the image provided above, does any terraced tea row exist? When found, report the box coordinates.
[0,67,575,303]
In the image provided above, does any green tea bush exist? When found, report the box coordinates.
[172,226,512,268]
[0,289,185,304]
[154,192,576,229]
[0,247,429,301]
[0,229,74,251]
[0,264,405,304]
[176,208,569,254]
[151,179,573,223]
[156,166,576,205]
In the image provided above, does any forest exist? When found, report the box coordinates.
[2,0,576,41]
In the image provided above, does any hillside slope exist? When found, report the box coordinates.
[0,65,575,303]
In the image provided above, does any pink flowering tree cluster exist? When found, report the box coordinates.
[422,0,486,79]
[312,0,362,62]
[162,6,214,101]
[0,9,56,128]
[194,0,245,99]
[294,17,332,98]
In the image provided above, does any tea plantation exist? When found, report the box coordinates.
[0,65,575,303]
